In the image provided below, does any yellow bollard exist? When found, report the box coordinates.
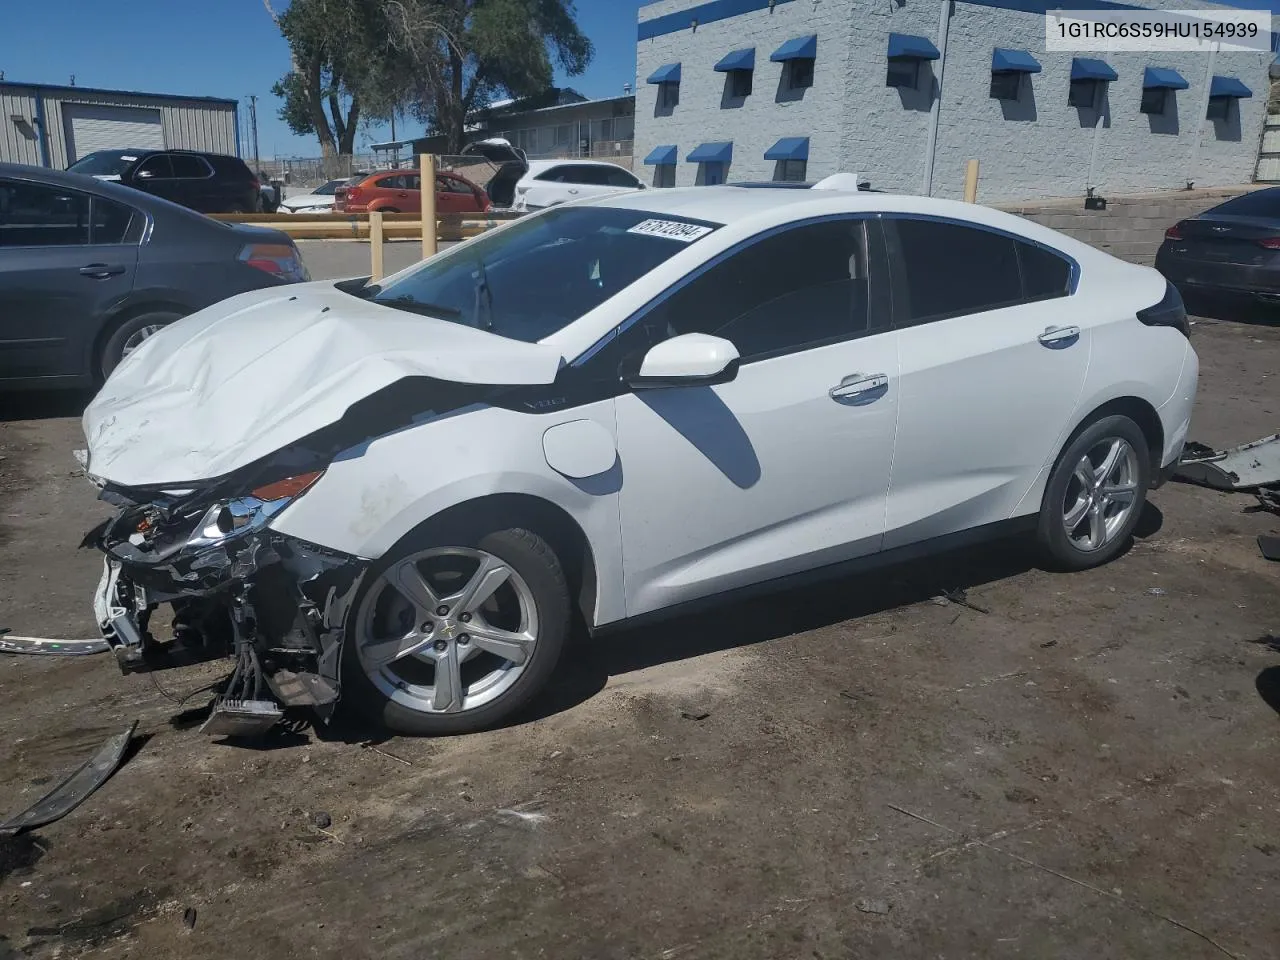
[420,153,437,260]
[964,159,980,203]
[369,210,385,281]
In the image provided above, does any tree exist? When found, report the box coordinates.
[264,0,404,157]
[384,0,593,153]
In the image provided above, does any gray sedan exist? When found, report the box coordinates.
[0,162,308,388]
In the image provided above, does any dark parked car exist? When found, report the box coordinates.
[1156,187,1280,306]
[0,162,309,388]
[66,148,263,214]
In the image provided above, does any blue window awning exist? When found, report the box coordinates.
[1071,57,1118,82]
[644,144,678,166]
[770,35,817,62]
[715,48,755,72]
[992,48,1041,74]
[764,137,809,161]
[1210,75,1253,98]
[1143,67,1189,90]
[887,33,940,61]
[687,141,733,164]
[646,63,681,84]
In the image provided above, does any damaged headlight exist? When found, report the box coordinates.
[186,470,325,548]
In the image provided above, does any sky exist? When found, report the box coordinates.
[0,0,646,159]
[1,0,1277,160]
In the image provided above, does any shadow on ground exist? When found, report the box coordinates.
[0,390,94,424]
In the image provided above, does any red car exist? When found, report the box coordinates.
[333,169,491,215]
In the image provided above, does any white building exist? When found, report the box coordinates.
[633,0,1274,201]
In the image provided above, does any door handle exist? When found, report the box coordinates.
[1037,324,1080,347]
[829,373,889,403]
[568,188,579,195]
[79,263,125,279]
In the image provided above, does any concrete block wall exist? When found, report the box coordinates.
[993,184,1261,264]
[636,0,1273,202]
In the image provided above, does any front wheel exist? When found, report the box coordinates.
[344,527,571,735]
[1036,414,1151,571]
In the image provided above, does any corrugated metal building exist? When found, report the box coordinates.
[0,81,239,169]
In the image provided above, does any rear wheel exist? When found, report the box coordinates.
[344,527,570,735]
[1036,414,1150,571]
[99,310,182,381]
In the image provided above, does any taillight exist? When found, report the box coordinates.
[1136,280,1190,338]
[250,176,261,192]
[239,243,310,283]
[1257,237,1280,249]
[345,186,362,202]
[1164,222,1184,240]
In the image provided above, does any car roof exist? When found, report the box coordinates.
[527,158,630,172]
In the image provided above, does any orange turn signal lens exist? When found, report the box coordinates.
[250,470,324,502]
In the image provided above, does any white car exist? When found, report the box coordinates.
[278,178,350,214]
[460,139,644,212]
[81,179,1197,737]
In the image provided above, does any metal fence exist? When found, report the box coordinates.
[257,154,381,189]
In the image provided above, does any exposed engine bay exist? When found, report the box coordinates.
[85,472,367,736]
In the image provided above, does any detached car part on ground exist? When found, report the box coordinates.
[80,184,1198,737]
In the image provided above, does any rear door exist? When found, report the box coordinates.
[882,216,1086,548]
[167,154,219,212]
[436,174,481,213]
[129,153,178,204]
[0,179,139,380]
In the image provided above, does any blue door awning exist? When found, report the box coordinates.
[1143,66,1189,90]
[647,63,681,84]
[1210,75,1253,98]
[991,48,1041,74]
[644,144,678,166]
[687,141,733,164]
[715,48,756,72]
[764,137,809,161]
[1071,57,1118,82]
[887,33,940,61]
[770,35,817,62]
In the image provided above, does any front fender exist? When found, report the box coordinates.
[269,402,627,626]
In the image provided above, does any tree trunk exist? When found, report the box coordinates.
[304,58,337,157]
[448,47,466,154]
[338,96,361,155]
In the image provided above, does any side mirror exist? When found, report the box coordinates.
[622,333,740,389]
[136,170,154,179]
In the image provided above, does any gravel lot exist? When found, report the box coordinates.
[0,258,1278,958]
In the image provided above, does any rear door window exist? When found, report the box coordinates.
[604,167,641,189]
[886,218,1024,325]
[1018,242,1073,301]
[90,196,136,245]
[0,179,90,247]
[169,154,212,178]
[135,154,173,180]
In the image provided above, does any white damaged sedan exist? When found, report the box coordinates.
[81,179,1198,736]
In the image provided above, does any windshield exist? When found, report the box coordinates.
[314,179,345,195]
[67,150,139,177]
[361,206,721,343]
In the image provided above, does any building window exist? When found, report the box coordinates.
[1207,96,1231,120]
[700,162,725,186]
[659,81,679,110]
[788,59,815,90]
[1068,79,1099,109]
[1140,87,1168,115]
[731,69,753,98]
[887,59,919,90]
[775,159,807,183]
[654,165,675,188]
[989,71,1021,101]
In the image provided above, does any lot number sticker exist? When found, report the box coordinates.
[627,219,712,242]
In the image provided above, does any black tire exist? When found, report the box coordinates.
[99,310,183,381]
[343,526,571,736]
[1036,414,1151,571]
[378,206,400,214]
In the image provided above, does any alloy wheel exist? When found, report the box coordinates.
[355,547,539,715]
[1061,437,1140,552]
[120,324,164,360]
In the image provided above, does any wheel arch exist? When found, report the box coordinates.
[90,299,192,381]
[1061,396,1165,476]
[384,492,599,631]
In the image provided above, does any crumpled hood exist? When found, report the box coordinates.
[83,281,565,487]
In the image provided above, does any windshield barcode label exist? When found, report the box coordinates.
[627,219,712,242]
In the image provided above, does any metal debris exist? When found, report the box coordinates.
[1148,587,1168,597]
[940,588,990,614]
[680,711,710,722]
[0,628,110,656]
[1174,433,1280,490]
[312,811,332,829]
[0,722,138,838]
[182,907,198,931]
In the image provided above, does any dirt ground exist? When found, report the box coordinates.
[1,316,1278,960]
